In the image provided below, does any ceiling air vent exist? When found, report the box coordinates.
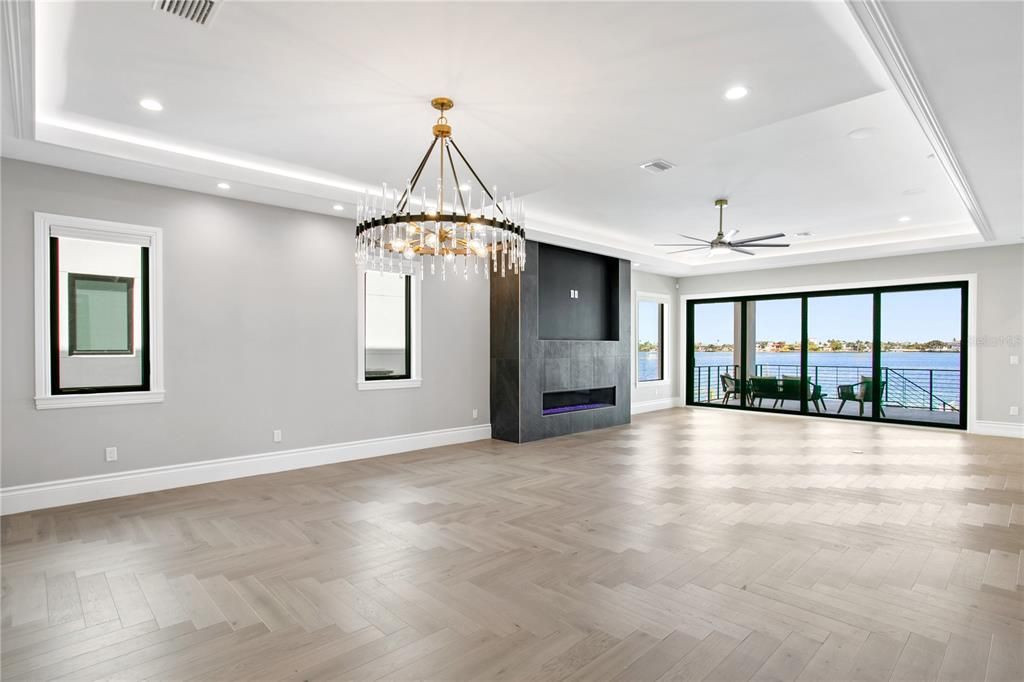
[152,0,220,26]
[639,159,676,175]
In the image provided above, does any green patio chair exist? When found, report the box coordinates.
[779,375,827,412]
[837,376,886,417]
[720,374,741,404]
[748,376,782,408]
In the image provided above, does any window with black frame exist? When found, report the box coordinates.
[50,235,149,394]
[686,281,968,430]
[363,270,412,381]
[637,299,665,382]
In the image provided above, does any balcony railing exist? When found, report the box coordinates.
[692,363,960,412]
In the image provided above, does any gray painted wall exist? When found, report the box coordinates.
[677,244,1024,426]
[631,270,681,404]
[1,159,490,487]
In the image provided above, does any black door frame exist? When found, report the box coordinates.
[685,280,969,430]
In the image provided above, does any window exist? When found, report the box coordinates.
[636,292,670,384]
[68,274,135,355]
[357,267,421,390]
[685,280,968,430]
[34,213,164,409]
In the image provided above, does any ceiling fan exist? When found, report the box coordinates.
[656,198,790,256]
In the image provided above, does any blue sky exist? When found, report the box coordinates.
[692,288,961,343]
[638,300,662,344]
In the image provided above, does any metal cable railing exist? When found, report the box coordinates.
[692,362,960,411]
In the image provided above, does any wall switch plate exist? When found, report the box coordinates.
[472,408,478,419]
[1011,406,1020,417]
[105,447,117,462]
[273,429,282,443]
[1011,355,1020,366]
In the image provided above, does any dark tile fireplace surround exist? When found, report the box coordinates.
[491,241,631,443]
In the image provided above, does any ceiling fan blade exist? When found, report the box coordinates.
[666,246,709,254]
[677,234,712,244]
[730,233,786,245]
[724,229,739,241]
[729,247,757,256]
[654,242,702,247]
[729,242,790,248]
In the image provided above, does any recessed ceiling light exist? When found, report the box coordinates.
[902,188,925,196]
[217,182,231,190]
[632,262,640,268]
[898,216,911,223]
[724,85,749,101]
[139,98,163,111]
[332,204,344,211]
[847,127,877,140]
[795,232,814,237]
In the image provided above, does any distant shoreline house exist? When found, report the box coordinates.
[694,338,961,353]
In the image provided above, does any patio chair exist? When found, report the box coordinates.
[779,375,827,412]
[837,376,886,417]
[748,376,782,408]
[720,374,741,404]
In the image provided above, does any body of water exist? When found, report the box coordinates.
[694,350,960,371]
[638,352,661,382]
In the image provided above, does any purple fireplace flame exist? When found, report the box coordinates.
[542,387,616,416]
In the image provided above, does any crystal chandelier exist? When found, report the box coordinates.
[355,97,526,280]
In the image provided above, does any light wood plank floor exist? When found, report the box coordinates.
[3,408,1023,681]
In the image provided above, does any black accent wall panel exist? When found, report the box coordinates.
[537,244,619,340]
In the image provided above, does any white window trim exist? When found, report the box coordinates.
[34,212,165,409]
[635,290,672,387]
[356,264,422,391]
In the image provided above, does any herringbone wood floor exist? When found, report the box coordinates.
[2,408,1023,681]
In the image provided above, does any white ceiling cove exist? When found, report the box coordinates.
[3,1,1020,275]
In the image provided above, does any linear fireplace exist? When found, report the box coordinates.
[542,387,616,416]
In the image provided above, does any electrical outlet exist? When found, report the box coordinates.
[1011,406,1020,417]
[273,429,282,443]
[105,447,117,462]
[472,408,478,419]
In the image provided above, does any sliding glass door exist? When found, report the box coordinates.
[807,293,874,419]
[690,301,739,405]
[686,281,968,430]
[749,298,802,413]
[879,286,965,426]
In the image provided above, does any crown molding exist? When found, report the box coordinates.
[846,0,994,241]
[1,0,34,139]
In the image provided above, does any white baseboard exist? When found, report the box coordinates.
[631,397,683,415]
[972,420,1024,439]
[0,424,492,515]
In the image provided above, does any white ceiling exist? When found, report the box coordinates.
[3,1,1018,276]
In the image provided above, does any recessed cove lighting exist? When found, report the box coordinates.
[898,215,911,223]
[332,204,344,211]
[217,182,231,190]
[139,98,163,111]
[847,127,877,140]
[724,85,749,101]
